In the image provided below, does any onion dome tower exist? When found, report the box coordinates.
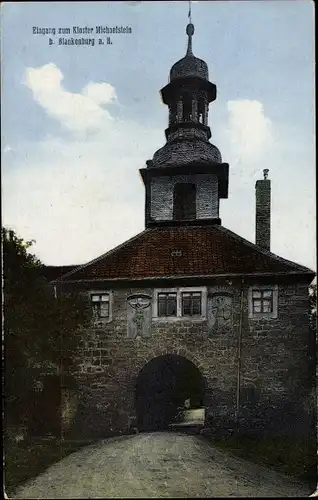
[140,21,229,227]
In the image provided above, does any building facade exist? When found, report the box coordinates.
[52,23,315,440]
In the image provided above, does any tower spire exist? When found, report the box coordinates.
[186,22,194,56]
[141,7,229,229]
[186,1,194,57]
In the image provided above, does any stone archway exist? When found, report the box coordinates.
[135,354,205,432]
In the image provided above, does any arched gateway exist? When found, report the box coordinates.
[135,354,205,432]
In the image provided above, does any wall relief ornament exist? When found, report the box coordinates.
[127,294,152,310]
[127,294,152,339]
[208,292,233,334]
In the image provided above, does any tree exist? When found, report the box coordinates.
[309,283,317,334]
[3,228,90,432]
[307,283,317,393]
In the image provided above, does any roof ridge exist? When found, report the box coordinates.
[52,228,152,283]
[215,225,315,274]
[44,264,79,269]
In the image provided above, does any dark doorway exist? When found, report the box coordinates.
[173,183,196,220]
[135,354,205,432]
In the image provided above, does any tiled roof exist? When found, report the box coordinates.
[43,265,79,281]
[54,225,314,283]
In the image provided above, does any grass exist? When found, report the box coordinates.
[3,438,95,495]
[211,434,317,486]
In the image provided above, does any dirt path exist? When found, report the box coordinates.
[11,433,310,498]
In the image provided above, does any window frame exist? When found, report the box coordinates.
[157,292,178,318]
[153,287,207,321]
[251,289,273,314]
[181,291,202,317]
[89,290,113,324]
[248,285,278,319]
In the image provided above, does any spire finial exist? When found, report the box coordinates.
[186,2,194,56]
[188,0,192,24]
[263,169,269,180]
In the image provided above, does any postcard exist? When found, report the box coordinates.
[2,1,316,498]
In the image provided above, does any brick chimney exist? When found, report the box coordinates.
[255,169,271,251]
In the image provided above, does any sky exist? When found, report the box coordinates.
[2,0,316,272]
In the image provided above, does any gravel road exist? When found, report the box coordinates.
[11,432,310,498]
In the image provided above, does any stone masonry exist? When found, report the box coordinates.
[64,278,315,440]
[255,175,271,251]
[150,173,219,221]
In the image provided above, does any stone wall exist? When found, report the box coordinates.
[240,282,314,437]
[150,174,219,220]
[65,281,315,441]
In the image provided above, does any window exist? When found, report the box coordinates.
[248,286,278,319]
[91,293,110,318]
[198,100,205,124]
[158,293,177,317]
[182,96,192,122]
[252,289,273,314]
[181,292,202,316]
[173,183,196,220]
[169,103,177,125]
[154,287,207,319]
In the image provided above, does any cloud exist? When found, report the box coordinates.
[4,63,163,265]
[216,99,277,194]
[83,82,117,105]
[225,99,274,165]
[22,63,117,134]
[218,99,316,271]
[2,132,156,265]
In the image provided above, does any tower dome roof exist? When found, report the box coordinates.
[170,23,209,82]
[170,55,209,81]
[152,138,222,168]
